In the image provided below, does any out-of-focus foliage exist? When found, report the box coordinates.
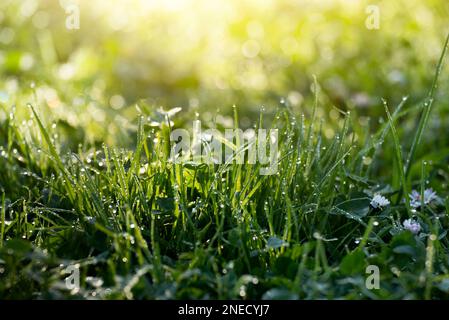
[1,0,449,145]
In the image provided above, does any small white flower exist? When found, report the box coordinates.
[409,188,437,208]
[370,194,390,209]
[403,219,421,235]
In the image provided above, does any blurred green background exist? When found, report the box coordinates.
[1,0,449,145]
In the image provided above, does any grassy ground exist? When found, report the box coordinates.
[2,1,449,299]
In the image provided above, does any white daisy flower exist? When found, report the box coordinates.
[370,194,390,209]
[403,219,421,235]
[409,188,437,208]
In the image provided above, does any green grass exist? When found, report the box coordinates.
[2,0,449,300]
[1,34,449,299]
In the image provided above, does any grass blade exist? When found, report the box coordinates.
[405,33,449,178]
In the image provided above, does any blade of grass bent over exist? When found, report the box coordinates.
[29,104,76,203]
